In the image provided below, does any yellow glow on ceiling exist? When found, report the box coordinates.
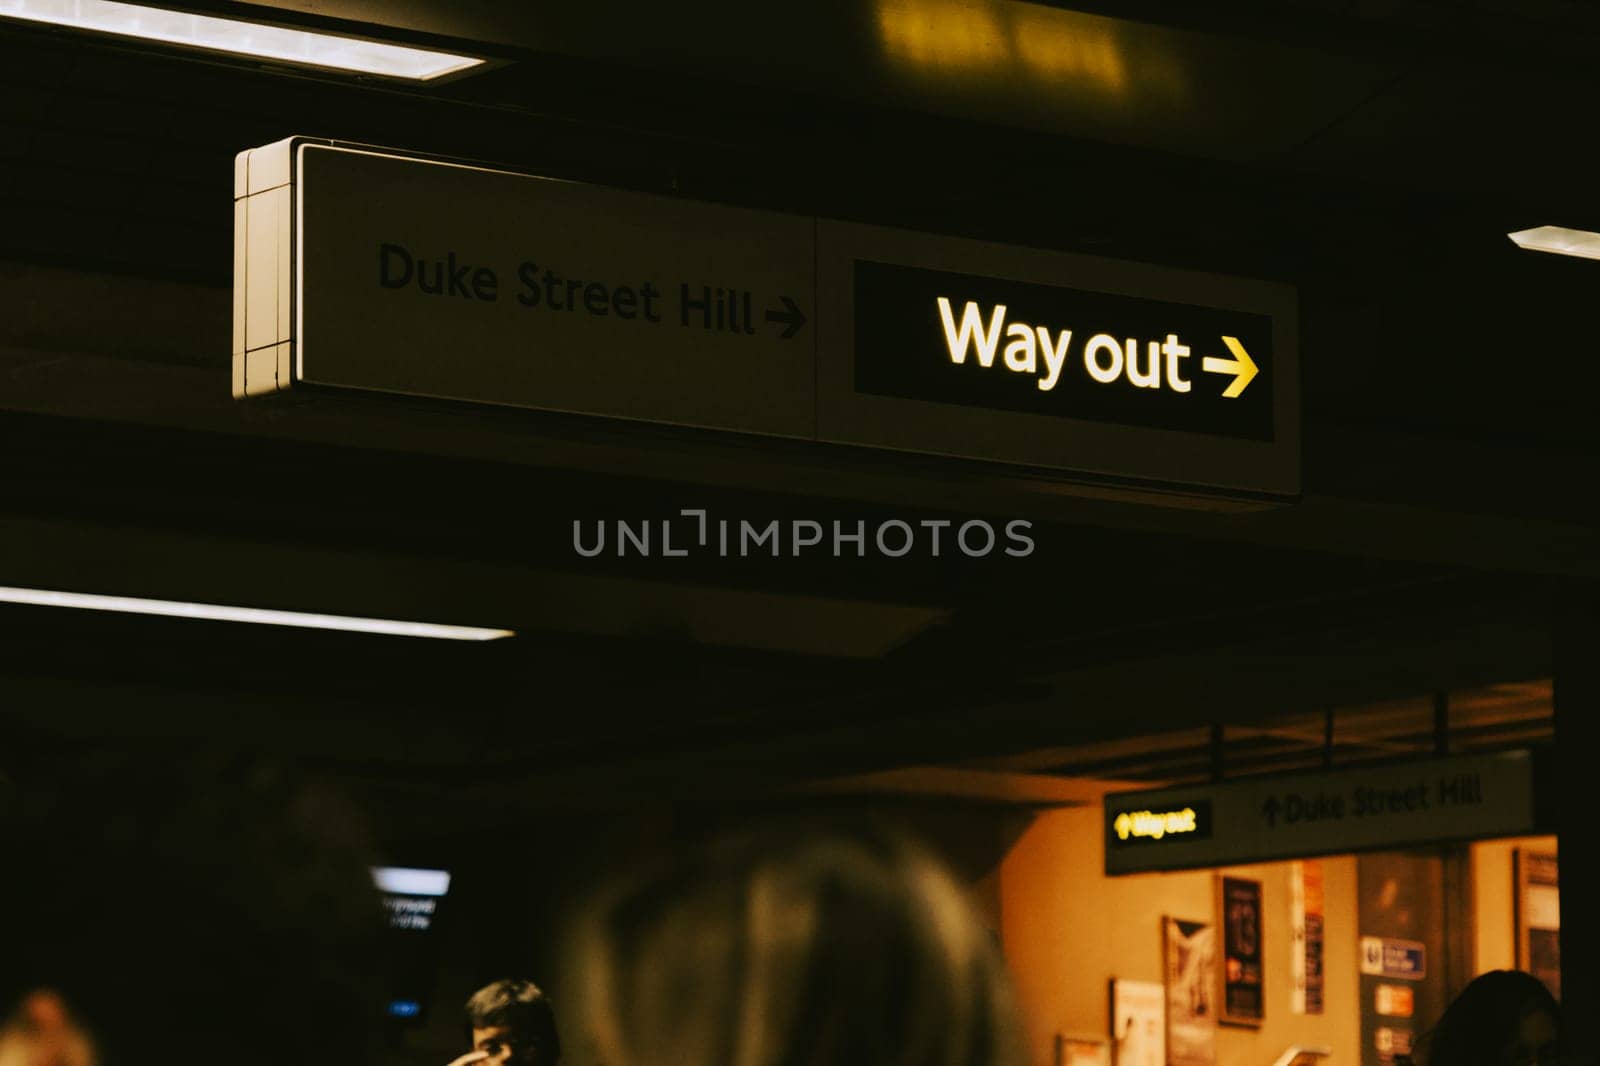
[876,0,1007,70]
[873,0,1180,102]
[1010,3,1128,93]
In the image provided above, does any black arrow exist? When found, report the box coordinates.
[764,296,807,339]
[1262,795,1281,828]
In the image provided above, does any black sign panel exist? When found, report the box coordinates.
[1102,752,1535,875]
[853,260,1274,441]
[1105,799,1215,849]
[1359,855,1448,1066]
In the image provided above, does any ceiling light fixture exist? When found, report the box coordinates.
[0,0,485,80]
[0,585,514,641]
[1507,225,1600,262]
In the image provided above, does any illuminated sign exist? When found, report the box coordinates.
[1374,1027,1415,1062]
[1361,938,1426,981]
[373,866,451,933]
[851,262,1274,440]
[1103,750,1539,875]
[1106,800,1214,849]
[1114,807,1201,841]
[1375,984,1415,1017]
[815,221,1298,500]
[235,138,1298,502]
[371,865,451,1024]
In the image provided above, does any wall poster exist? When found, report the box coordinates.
[1219,875,1264,1026]
[1291,860,1326,1015]
[1163,917,1218,1066]
[1110,978,1166,1066]
[1515,849,1560,1001]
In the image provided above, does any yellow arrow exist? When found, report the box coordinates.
[1201,336,1259,398]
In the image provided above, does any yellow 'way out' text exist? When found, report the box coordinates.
[937,297,1196,393]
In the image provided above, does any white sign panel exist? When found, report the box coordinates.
[234,138,814,437]
[1360,937,1426,981]
[1104,750,1537,875]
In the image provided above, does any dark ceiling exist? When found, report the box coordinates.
[0,2,1594,837]
[6,0,1600,455]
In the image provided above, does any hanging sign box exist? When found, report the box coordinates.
[1104,750,1538,875]
[234,137,1299,502]
[232,138,815,438]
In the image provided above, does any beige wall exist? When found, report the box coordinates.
[1470,834,1557,975]
[998,806,1361,1066]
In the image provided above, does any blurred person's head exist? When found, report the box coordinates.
[567,819,1024,1066]
[0,752,387,1066]
[464,979,561,1066]
[1422,970,1562,1066]
[0,990,95,1066]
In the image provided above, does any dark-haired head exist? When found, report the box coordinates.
[1422,970,1561,1066]
[464,979,561,1066]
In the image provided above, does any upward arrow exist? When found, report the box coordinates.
[1202,336,1259,398]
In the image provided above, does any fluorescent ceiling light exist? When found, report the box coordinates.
[0,0,484,80]
[1507,225,1600,262]
[0,585,514,641]
[372,867,452,896]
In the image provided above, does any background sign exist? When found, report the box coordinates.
[1103,751,1537,875]
[1358,854,1450,1066]
[1290,860,1326,1015]
[1220,876,1265,1026]
[371,866,451,1024]
[1375,984,1415,1017]
[1360,937,1426,980]
[235,137,1300,502]
[1515,849,1560,1001]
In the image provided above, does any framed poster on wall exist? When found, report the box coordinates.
[1515,849,1560,1001]
[1163,917,1218,1066]
[1219,875,1265,1026]
[1110,978,1165,1066]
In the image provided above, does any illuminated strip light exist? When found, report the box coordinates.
[0,0,484,81]
[372,866,452,896]
[1507,225,1600,262]
[0,585,514,641]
